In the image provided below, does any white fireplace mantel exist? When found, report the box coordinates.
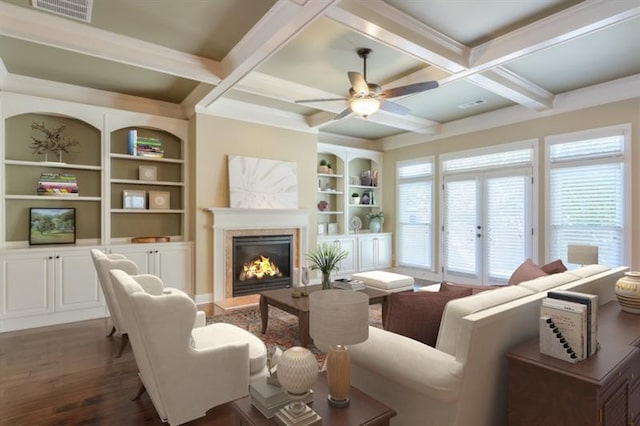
[206,208,312,302]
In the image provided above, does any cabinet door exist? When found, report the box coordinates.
[335,237,357,275]
[155,244,192,292]
[110,245,154,274]
[55,250,103,311]
[358,234,392,271]
[0,252,53,318]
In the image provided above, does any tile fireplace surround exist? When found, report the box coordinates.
[207,208,312,303]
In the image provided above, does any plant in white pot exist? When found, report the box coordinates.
[366,210,384,233]
[351,192,360,205]
[305,243,348,290]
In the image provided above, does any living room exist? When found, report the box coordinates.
[1,1,639,425]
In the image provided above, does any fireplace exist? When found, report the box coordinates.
[208,208,311,303]
[232,234,292,296]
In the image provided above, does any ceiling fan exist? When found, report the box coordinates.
[295,48,439,120]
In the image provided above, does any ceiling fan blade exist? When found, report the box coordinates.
[333,107,352,120]
[348,72,368,95]
[379,100,411,116]
[295,98,348,103]
[380,81,439,98]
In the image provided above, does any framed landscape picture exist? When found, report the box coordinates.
[29,208,76,245]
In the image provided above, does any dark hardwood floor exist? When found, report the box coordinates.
[0,306,237,426]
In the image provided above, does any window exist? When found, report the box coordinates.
[396,158,433,269]
[546,126,629,267]
[441,142,534,284]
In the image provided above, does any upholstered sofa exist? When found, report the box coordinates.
[349,265,629,426]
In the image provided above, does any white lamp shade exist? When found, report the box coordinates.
[567,245,598,265]
[309,289,369,346]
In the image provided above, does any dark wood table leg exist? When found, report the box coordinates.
[260,295,269,334]
[381,295,390,326]
[299,310,310,347]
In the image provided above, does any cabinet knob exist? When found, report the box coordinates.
[155,250,159,254]
[56,256,60,259]
[48,256,53,260]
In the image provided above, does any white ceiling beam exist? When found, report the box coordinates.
[469,0,640,72]
[329,0,554,111]
[195,0,339,108]
[0,2,224,84]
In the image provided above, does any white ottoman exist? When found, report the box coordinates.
[350,271,415,293]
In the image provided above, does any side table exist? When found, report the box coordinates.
[233,372,396,425]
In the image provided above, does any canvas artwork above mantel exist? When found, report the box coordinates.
[228,155,298,209]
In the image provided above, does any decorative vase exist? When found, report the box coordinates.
[322,271,332,290]
[276,346,319,421]
[615,271,640,314]
[368,218,381,233]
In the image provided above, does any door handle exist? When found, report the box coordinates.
[476,233,482,238]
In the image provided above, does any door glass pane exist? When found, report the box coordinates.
[444,179,477,275]
[486,175,527,282]
[398,179,431,268]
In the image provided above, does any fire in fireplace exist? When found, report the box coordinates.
[232,234,292,296]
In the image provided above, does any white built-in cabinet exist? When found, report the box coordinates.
[109,243,192,292]
[316,143,390,276]
[0,247,104,331]
[358,233,392,271]
[0,92,193,332]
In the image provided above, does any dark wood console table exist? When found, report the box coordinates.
[507,301,640,426]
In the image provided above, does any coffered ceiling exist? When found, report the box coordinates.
[0,0,638,149]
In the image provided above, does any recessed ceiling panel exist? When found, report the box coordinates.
[257,17,427,95]
[397,80,516,123]
[1,0,275,60]
[385,0,582,46]
[225,90,318,115]
[504,17,640,94]
[0,36,198,103]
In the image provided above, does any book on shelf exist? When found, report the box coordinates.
[547,290,598,356]
[127,129,164,158]
[37,172,78,196]
[249,380,289,407]
[540,297,588,360]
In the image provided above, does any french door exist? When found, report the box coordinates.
[442,168,533,284]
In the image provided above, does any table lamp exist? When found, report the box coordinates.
[309,289,369,408]
[567,244,598,266]
[275,346,321,426]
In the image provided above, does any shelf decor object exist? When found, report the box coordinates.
[274,346,321,426]
[139,165,157,181]
[148,191,170,209]
[615,271,640,314]
[123,190,146,209]
[310,289,369,408]
[29,122,79,164]
[29,207,76,245]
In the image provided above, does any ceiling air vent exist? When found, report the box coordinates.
[457,99,487,109]
[32,0,93,23]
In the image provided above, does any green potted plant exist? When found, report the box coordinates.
[351,192,360,205]
[318,159,329,174]
[366,210,384,233]
[326,163,333,174]
[305,243,348,289]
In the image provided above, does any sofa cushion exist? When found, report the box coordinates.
[508,259,547,285]
[436,285,535,356]
[541,259,567,274]
[384,287,472,346]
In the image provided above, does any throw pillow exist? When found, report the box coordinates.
[508,259,547,285]
[541,259,567,275]
[384,287,472,346]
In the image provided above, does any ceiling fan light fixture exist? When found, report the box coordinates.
[350,97,380,118]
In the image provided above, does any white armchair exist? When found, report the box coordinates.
[90,249,205,357]
[110,269,268,425]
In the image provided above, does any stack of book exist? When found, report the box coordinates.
[249,381,313,419]
[539,290,598,362]
[37,172,78,196]
[333,278,366,291]
[127,130,164,158]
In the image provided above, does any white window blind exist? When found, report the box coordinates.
[397,159,432,268]
[443,148,532,173]
[443,179,477,275]
[547,129,626,267]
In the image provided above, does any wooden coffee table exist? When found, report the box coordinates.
[259,285,389,347]
[233,372,396,425]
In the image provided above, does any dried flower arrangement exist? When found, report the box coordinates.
[30,122,79,162]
